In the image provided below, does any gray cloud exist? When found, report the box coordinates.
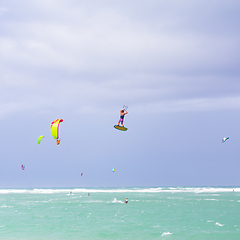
[0,0,240,117]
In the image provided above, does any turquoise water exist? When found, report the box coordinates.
[0,187,239,240]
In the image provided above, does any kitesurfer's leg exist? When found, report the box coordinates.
[119,119,123,126]
[118,118,123,126]
[121,119,124,127]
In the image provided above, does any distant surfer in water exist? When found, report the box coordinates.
[124,198,128,204]
[118,109,128,127]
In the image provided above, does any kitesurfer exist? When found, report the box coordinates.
[124,198,128,204]
[118,109,128,127]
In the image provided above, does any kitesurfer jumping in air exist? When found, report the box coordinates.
[118,109,128,127]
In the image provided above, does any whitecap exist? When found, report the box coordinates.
[89,200,104,203]
[112,198,123,203]
[216,222,224,226]
[161,232,173,237]
[0,187,239,194]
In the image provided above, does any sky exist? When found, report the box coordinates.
[0,0,240,188]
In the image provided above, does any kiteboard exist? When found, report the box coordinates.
[114,125,128,131]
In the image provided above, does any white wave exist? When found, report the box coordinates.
[0,187,239,194]
[204,199,218,201]
[216,222,224,226]
[0,189,74,194]
[161,232,173,236]
[112,198,123,203]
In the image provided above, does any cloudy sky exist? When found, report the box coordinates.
[0,0,240,188]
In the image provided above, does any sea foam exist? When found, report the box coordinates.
[161,231,173,236]
[0,187,239,194]
[215,222,224,226]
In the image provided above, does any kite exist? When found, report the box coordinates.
[50,119,63,145]
[21,165,25,170]
[38,135,44,144]
[112,168,115,173]
[81,173,83,176]
[222,136,229,143]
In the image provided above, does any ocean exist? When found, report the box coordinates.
[0,187,239,240]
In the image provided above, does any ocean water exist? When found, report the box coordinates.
[0,187,239,240]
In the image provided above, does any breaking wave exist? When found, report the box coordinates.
[0,187,239,194]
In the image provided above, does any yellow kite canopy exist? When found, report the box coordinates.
[38,135,44,144]
[50,119,63,140]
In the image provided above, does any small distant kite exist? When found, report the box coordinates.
[222,136,229,143]
[112,168,115,173]
[21,165,25,170]
[38,135,44,144]
[81,173,83,176]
